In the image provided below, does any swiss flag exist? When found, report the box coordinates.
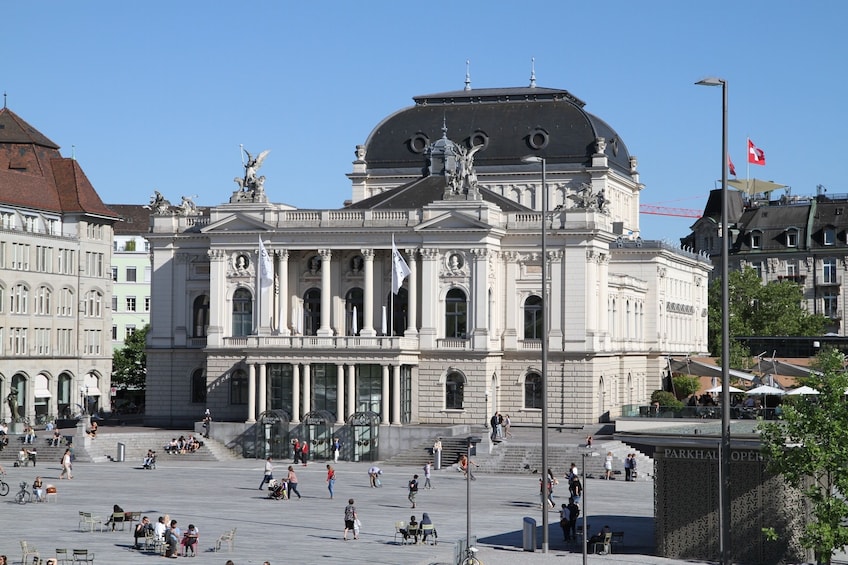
[727,154,737,176]
[747,138,766,165]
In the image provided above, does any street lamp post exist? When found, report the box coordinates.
[522,155,550,553]
[696,76,731,565]
[581,451,599,565]
[465,436,481,560]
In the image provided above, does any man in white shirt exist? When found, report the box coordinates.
[153,516,167,541]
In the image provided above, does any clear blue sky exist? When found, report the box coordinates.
[5,1,846,241]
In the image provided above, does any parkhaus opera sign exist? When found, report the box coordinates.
[663,448,764,462]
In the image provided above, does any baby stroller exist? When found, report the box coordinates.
[268,478,287,500]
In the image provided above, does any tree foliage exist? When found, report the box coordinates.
[112,325,148,391]
[759,348,848,564]
[671,375,700,400]
[708,267,828,357]
[650,390,683,410]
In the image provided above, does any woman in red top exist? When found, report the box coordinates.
[326,464,336,499]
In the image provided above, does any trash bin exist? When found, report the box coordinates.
[116,442,126,462]
[434,450,441,470]
[522,516,537,551]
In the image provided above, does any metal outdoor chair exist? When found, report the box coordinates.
[214,527,236,552]
[78,512,103,533]
[393,521,407,544]
[55,548,71,565]
[420,524,437,545]
[591,531,613,555]
[21,540,40,564]
[71,548,95,564]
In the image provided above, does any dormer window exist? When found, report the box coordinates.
[750,231,762,249]
[824,227,836,246]
[786,228,798,248]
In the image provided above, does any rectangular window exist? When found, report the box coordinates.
[125,325,136,339]
[126,267,137,282]
[112,295,118,311]
[787,231,798,248]
[57,329,73,356]
[59,288,74,317]
[144,297,151,312]
[823,259,837,284]
[112,266,118,282]
[112,325,118,341]
[144,266,152,283]
[84,329,101,355]
[12,243,30,270]
[126,297,136,312]
[824,228,836,246]
[35,328,50,355]
[35,246,52,272]
[824,290,839,318]
[751,233,761,249]
[787,262,797,277]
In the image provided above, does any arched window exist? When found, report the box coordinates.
[445,372,465,409]
[35,286,51,315]
[232,288,253,337]
[345,287,363,336]
[191,368,207,404]
[230,369,248,405]
[303,288,321,336]
[445,288,467,339]
[193,295,210,337]
[523,295,543,340]
[524,372,543,409]
[84,290,102,317]
[11,283,28,314]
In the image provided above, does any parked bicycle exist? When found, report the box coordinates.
[15,481,32,504]
[0,472,9,496]
[459,545,483,565]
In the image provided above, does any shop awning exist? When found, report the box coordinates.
[83,375,102,396]
[34,388,52,398]
[666,357,756,382]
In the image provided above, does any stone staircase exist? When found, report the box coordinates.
[382,432,485,468]
[0,434,72,464]
[88,430,218,463]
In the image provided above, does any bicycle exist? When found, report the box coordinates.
[459,545,483,565]
[0,473,9,496]
[15,481,32,504]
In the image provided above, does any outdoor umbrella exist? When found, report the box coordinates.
[746,385,785,396]
[786,385,819,396]
[706,385,744,394]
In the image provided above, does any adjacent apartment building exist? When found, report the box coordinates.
[0,107,119,423]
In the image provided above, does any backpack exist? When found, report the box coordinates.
[409,480,418,491]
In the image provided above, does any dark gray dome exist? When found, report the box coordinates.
[364,86,633,174]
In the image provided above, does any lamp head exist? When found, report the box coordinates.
[521,155,544,164]
[695,77,725,87]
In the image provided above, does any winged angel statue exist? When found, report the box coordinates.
[233,148,270,200]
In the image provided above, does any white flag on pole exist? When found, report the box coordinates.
[391,235,410,295]
[259,238,273,287]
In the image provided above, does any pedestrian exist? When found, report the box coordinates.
[332,437,341,463]
[300,441,309,466]
[503,413,512,438]
[604,451,613,480]
[287,465,302,499]
[59,447,72,480]
[432,437,442,469]
[259,457,274,490]
[559,504,570,541]
[567,496,580,541]
[630,454,638,480]
[292,438,300,464]
[343,498,358,540]
[490,412,500,440]
[423,461,433,489]
[368,465,382,487]
[624,454,632,482]
[546,468,558,509]
[408,474,419,508]
[326,464,336,499]
[586,434,593,448]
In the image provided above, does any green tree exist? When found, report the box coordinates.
[759,348,848,564]
[708,267,828,357]
[112,324,148,391]
[671,375,700,400]
[650,390,683,410]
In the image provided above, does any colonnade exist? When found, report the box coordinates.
[242,360,407,426]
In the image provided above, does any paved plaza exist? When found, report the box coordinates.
[0,447,679,565]
[0,439,834,565]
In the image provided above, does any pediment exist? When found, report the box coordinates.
[201,213,272,233]
[415,210,492,232]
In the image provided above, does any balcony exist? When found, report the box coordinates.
[776,275,806,284]
[816,275,841,287]
[221,335,419,351]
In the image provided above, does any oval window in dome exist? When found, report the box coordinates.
[527,128,549,150]
[469,130,489,151]
[409,133,430,154]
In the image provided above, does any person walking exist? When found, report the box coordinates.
[604,451,613,480]
[300,441,309,467]
[343,498,358,540]
[332,437,341,463]
[567,496,581,541]
[408,474,419,509]
[503,413,512,438]
[259,457,274,490]
[59,447,72,480]
[287,466,302,499]
[326,464,336,499]
[423,461,433,489]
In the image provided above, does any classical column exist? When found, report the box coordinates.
[278,250,290,335]
[258,363,267,416]
[302,363,312,415]
[318,249,333,336]
[381,364,390,425]
[361,249,375,336]
[291,364,301,423]
[206,249,228,348]
[405,247,418,335]
[346,364,356,419]
[392,365,402,425]
[246,363,257,424]
[336,363,345,425]
[418,248,439,348]
[471,248,489,349]
[549,250,564,346]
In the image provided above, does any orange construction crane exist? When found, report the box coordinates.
[639,204,702,218]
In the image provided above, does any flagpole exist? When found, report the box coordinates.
[746,137,751,195]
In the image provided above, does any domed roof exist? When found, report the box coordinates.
[364,86,633,174]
